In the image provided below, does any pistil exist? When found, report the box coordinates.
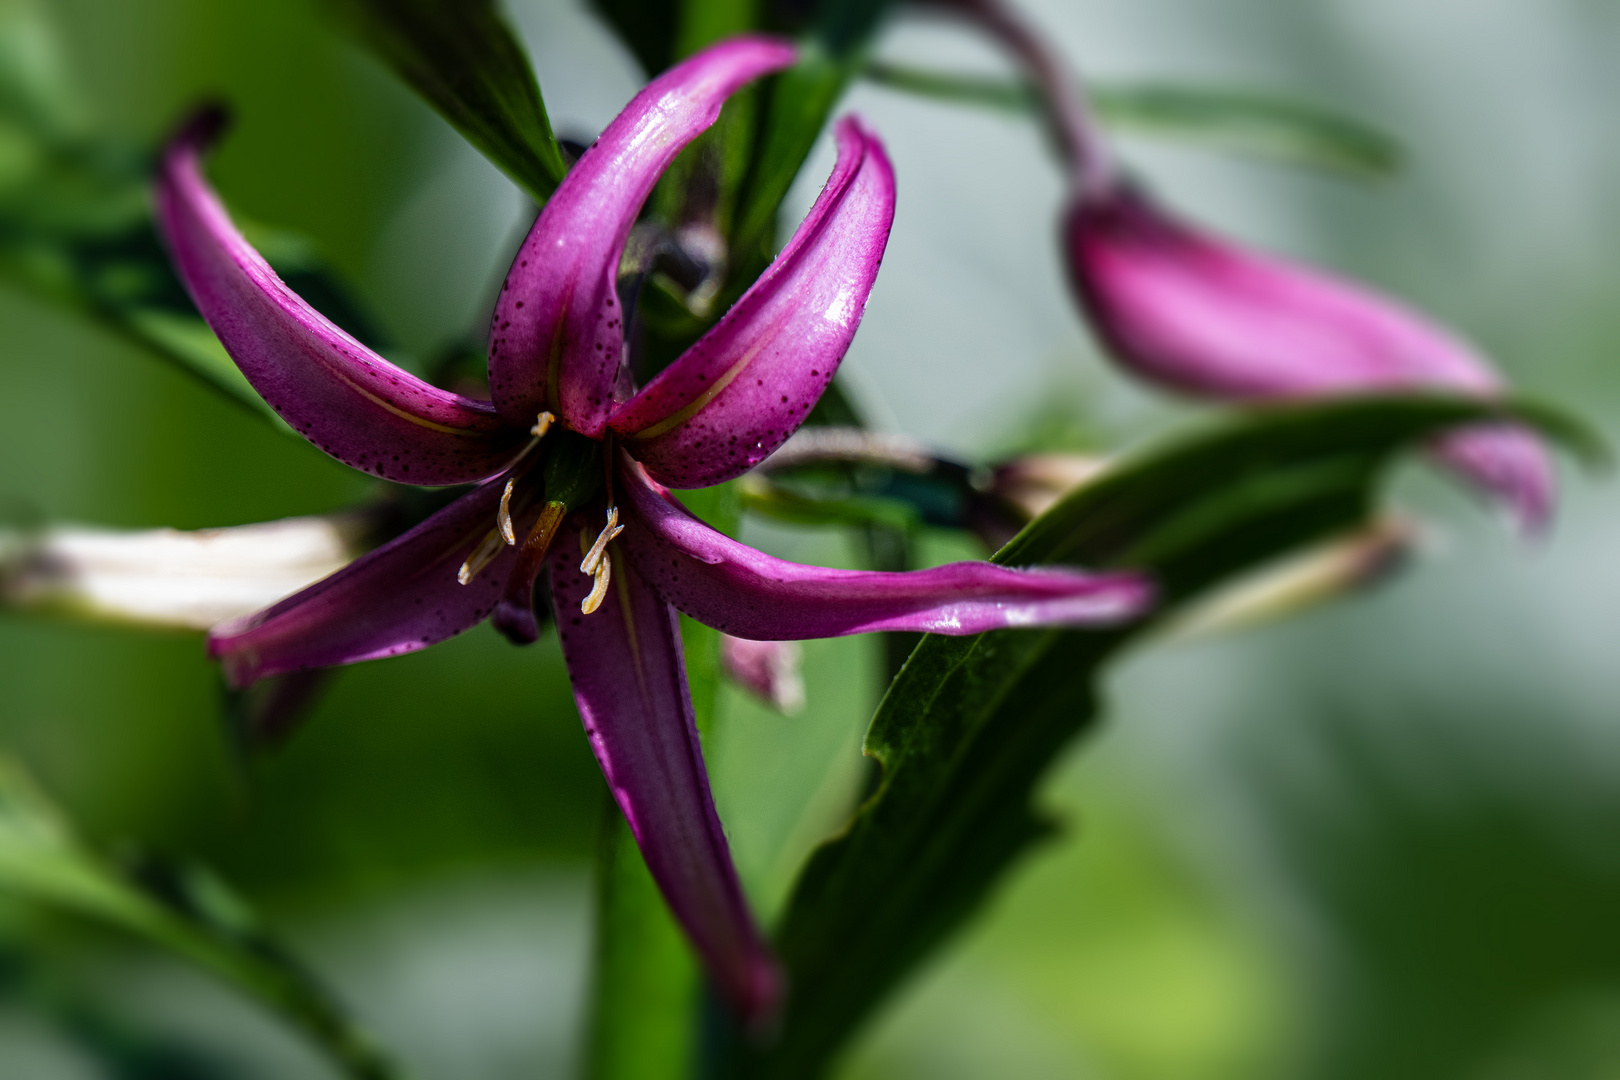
[491,501,569,643]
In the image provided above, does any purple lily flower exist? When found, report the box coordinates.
[930,0,1555,532]
[156,36,1151,1021]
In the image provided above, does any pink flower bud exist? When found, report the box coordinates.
[1066,187,1554,532]
[720,635,806,715]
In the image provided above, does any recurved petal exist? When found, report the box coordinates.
[610,117,896,488]
[619,458,1151,639]
[208,476,516,688]
[487,37,798,436]
[1066,187,1555,529]
[1432,422,1556,535]
[156,110,520,485]
[551,537,780,1023]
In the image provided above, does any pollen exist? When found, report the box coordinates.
[580,505,625,576]
[531,410,556,438]
[581,551,613,614]
[457,526,505,585]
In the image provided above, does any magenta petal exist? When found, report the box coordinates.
[208,477,514,687]
[156,111,519,485]
[486,37,797,436]
[609,117,896,488]
[551,537,780,1022]
[1432,423,1556,534]
[1066,187,1556,529]
[618,458,1152,639]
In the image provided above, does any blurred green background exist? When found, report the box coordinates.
[4,0,1620,1076]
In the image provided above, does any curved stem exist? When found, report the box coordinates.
[928,0,1118,196]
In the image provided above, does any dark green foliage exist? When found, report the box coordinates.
[591,0,681,76]
[727,396,1581,1077]
[324,0,568,203]
[0,756,400,1079]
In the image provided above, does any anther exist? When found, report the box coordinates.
[530,411,556,438]
[579,505,624,576]
[458,527,505,584]
[581,552,612,614]
[498,479,518,545]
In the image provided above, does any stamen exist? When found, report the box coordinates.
[581,551,612,614]
[530,411,556,438]
[498,479,518,545]
[579,505,624,576]
[457,527,505,584]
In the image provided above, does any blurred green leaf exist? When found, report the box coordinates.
[0,1,385,431]
[590,0,680,77]
[727,395,1575,1077]
[0,753,401,1080]
[0,0,86,136]
[324,0,567,203]
[862,62,1403,179]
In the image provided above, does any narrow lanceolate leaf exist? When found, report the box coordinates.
[0,755,400,1080]
[589,0,680,77]
[725,395,1582,1078]
[861,62,1402,179]
[324,0,568,203]
[729,0,898,272]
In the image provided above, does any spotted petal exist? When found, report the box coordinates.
[486,37,798,436]
[157,109,520,485]
[208,475,517,687]
[618,457,1152,639]
[610,117,896,488]
[551,536,779,1023]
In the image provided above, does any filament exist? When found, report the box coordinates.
[457,527,505,584]
[497,479,518,545]
[580,505,624,575]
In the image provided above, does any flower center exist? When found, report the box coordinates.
[459,424,627,639]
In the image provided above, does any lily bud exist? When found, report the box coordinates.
[1066,186,1555,532]
[719,635,806,715]
[0,515,366,630]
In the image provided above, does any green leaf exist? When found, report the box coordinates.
[590,0,680,77]
[724,395,1571,1077]
[730,0,896,272]
[0,753,402,1080]
[324,0,567,203]
[862,62,1403,179]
